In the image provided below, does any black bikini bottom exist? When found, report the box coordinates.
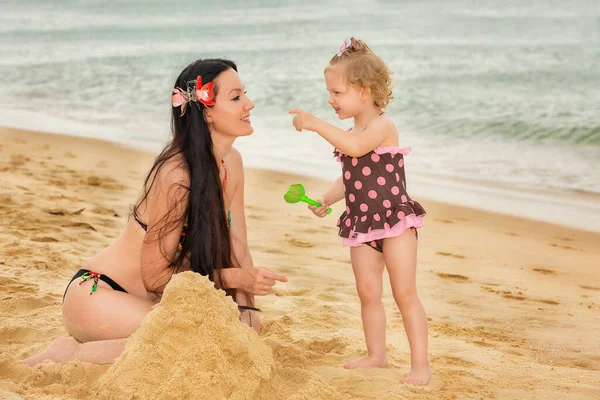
[63,269,128,301]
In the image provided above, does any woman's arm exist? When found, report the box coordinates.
[224,148,255,307]
[220,148,287,295]
[139,162,190,297]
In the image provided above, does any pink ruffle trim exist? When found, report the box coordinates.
[374,146,412,155]
[342,213,424,247]
[334,146,412,162]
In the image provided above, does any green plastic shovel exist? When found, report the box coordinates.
[283,184,332,215]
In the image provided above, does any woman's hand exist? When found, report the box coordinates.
[240,310,261,333]
[308,195,330,218]
[288,108,319,132]
[240,267,288,295]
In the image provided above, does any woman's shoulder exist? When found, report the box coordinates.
[224,146,244,171]
[154,153,190,188]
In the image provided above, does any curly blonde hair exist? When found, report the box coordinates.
[325,37,394,109]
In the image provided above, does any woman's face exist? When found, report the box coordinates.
[205,68,255,137]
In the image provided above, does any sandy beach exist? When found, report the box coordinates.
[0,126,599,399]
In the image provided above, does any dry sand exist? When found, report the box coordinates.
[0,126,599,399]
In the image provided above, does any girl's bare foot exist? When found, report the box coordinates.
[22,337,79,366]
[343,354,388,369]
[403,364,431,386]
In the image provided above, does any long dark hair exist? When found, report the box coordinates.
[134,58,238,295]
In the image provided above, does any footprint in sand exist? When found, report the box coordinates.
[30,236,60,243]
[503,348,524,357]
[85,175,126,190]
[15,184,31,192]
[505,232,520,237]
[533,299,560,305]
[436,251,466,259]
[580,285,600,291]
[434,218,454,224]
[247,214,268,221]
[548,243,581,251]
[316,256,333,261]
[300,228,322,234]
[554,236,573,242]
[286,238,314,248]
[481,286,528,301]
[61,222,97,231]
[435,272,470,282]
[262,248,285,255]
[532,267,556,275]
[502,294,527,301]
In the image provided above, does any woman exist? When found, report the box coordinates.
[23,58,287,366]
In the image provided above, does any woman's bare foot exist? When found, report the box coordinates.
[403,364,431,386]
[22,337,79,366]
[343,354,388,369]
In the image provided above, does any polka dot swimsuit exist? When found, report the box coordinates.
[334,123,426,252]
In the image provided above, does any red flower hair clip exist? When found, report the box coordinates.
[171,75,215,116]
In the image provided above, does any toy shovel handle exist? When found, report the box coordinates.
[302,195,333,215]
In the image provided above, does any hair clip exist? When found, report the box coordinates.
[336,37,353,57]
[171,75,215,116]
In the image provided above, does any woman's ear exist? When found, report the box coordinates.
[204,108,213,125]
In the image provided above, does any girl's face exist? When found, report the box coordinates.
[325,67,366,120]
[205,68,255,137]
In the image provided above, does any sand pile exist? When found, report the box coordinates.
[95,272,275,399]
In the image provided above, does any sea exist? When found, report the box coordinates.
[1,0,599,231]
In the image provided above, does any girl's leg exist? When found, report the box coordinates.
[23,284,154,366]
[382,229,430,385]
[344,245,388,369]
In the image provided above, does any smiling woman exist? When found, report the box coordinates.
[22,58,287,366]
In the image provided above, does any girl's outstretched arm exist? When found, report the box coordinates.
[289,109,389,157]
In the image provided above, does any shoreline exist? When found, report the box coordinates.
[2,122,599,233]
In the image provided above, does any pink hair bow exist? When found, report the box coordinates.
[171,75,215,116]
[336,37,352,57]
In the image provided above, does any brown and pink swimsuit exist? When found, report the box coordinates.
[334,142,426,253]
